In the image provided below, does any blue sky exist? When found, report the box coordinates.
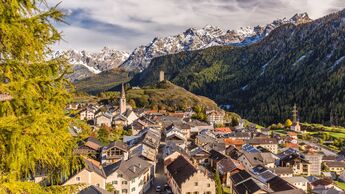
[53,0,345,52]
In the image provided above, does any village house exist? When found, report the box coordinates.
[75,137,103,158]
[304,151,323,176]
[309,178,338,192]
[324,161,345,175]
[223,138,245,150]
[165,129,187,157]
[217,157,244,186]
[225,145,241,160]
[95,112,112,127]
[63,157,106,189]
[101,141,129,165]
[165,155,216,194]
[195,134,218,147]
[229,170,267,194]
[247,138,278,154]
[80,107,97,121]
[130,117,159,135]
[214,127,232,136]
[283,176,308,192]
[229,132,252,140]
[189,147,211,165]
[206,110,224,125]
[208,149,227,169]
[238,152,277,169]
[268,167,294,177]
[277,152,311,176]
[105,156,153,194]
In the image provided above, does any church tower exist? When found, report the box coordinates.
[291,104,301,132]
[159,71,165,82]
[119,83,126,115]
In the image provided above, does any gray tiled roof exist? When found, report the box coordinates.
[117,156,152,180]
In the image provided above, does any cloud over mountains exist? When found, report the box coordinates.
[53,0,344,51]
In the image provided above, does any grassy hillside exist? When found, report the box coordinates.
[100,80,218,111]
[73,69,132,94]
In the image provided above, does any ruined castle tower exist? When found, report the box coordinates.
[159,71,164,82]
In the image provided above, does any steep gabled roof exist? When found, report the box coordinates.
[234,178,262,194]
[117,156,152,180]
[231,170,252,185]
[267,176,295,192]
[217,157,243,174]
[79,185,112,194]
[103,141,128,152]
[167,155,197,187]
[83,157,106,178]
[103,160,122,177]
[82,137,102,151]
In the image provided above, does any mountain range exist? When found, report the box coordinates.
[63,13,311,81]
[57,47,129,81]
[131,9,345,126]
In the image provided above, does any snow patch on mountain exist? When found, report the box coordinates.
[292,55,306,66]
[330,56,345,71]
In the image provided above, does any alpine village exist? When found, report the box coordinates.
[2,1,345,194]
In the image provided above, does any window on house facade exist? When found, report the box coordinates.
[131,178,135,183]
[118,174,123,178]
[193,192,199,194]
[207,183,211,187]
[122,181,127,185]
[194,182,198,186]
[76,177,80,181]
[115,191,120,194]
[112,180,117,185]
[131,187,135,192]
[122,189,127,193]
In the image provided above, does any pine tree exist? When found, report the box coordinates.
[0,0,79,193]
[215,169,223,194]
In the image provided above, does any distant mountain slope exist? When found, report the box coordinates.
[74,69,131,94]
[132,9,345,126]
[58,47,129,82]
[120,13,311,71]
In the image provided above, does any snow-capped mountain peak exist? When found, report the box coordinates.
[120,13,312,71]
[59,49,129,82]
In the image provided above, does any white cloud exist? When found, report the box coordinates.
[52,0,345,52]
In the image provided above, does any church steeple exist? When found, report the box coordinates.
[292,103,298,123]
[119,83,126,115]
[291,103,301,132]
[121,83,126,98]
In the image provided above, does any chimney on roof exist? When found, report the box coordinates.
[138,163,141,168]
[133,166,136,172]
